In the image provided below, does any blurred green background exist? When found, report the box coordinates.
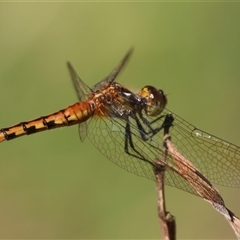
[1,2,240,239]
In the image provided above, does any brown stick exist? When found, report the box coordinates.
[154,118,176,240]
[155,161,176,240]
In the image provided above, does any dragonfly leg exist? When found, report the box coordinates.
[149,114,174,137]
[124,118,153,166]
[123,114,174,166]
[131,114,150,141]
[136,113,174,140]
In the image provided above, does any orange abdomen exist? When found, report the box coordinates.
[0,101,94,142]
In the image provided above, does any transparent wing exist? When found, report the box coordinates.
[67,62,91,141]
[67,62,91,101]
[86,115,157,180]
[83,107,240,197]
[84,112,204,196]
[165,108,240,188]
[67,48,133,98]
[70,49,134,142]
[91,48,134,91]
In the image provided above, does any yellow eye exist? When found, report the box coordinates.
[139,86,167,116]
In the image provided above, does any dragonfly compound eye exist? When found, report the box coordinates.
[139,86,167,116]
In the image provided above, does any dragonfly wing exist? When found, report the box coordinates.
[86,114,156,178]
[83,103,240,196]
[68,48,133,142]
[67,61,91,101]
[67,48,133,99]
[91,48,134,91]
[164,108,240,188]
[84,111,207,196]
[78,123,88,142]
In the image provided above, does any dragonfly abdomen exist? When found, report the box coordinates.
[0,101,94,142]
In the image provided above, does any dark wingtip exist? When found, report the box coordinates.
[124,47,134,61]
[107,47,134,84]
[66,61,73,70]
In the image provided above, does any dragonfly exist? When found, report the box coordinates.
[1,49,240,198]
[1,49,240,238]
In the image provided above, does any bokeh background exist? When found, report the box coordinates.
[1,2,240,239]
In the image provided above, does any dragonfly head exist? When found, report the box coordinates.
[139,86,167,116]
